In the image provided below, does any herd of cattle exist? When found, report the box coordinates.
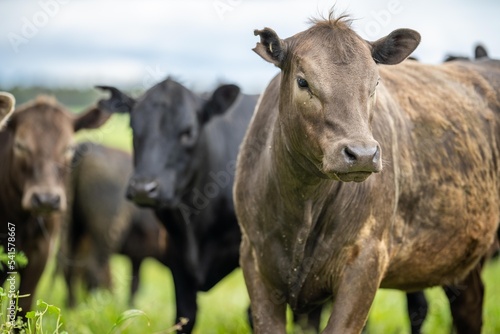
[1,13,500,334]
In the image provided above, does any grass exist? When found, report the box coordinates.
[29,255,500,333]
[74,112,133,153]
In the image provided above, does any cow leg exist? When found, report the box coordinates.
[444,266,483,334]
[293,305,323,332]
[63,261,77,308]
[171,267,198,334]
[323,242,387,334]
[129,258,142,305]
[406,291,428,334]
[240,236,287,333]
[17,237,51,317]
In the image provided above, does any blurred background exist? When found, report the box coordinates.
[1,0,499,96]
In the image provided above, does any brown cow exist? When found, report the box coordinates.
[0,92,15,129]
[59,142,168,306]
[235,13,500,334]
[0,96,110,317]
[405,43,494,334]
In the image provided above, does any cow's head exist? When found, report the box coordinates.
[0,92,15,129]
[253,16,420,182]
[4,96,110,213]
[97,79,239,208]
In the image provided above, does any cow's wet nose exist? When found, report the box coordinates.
[341,143,381,172]
[127,179,160,205]
[31,192,61,211]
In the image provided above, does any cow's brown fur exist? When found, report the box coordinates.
[0,96,110,317]
[235,15,500,334]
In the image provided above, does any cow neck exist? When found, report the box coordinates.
[271,120,336,207]
[182,129,211,206]
[270,120,339,306]
[170,132,210,286]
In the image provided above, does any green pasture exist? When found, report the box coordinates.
[30,254,500,333]
[74,112,133,153]
[3,112,500,333]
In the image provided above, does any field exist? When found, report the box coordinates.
[32,252,500,333]
[3,110,500,333]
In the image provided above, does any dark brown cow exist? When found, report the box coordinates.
[59,142,168,306]
[0,92,15,129]
[0,96,110,317]
[406,43,494,334]
[235,14,500,334]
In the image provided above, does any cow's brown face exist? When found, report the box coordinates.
[9,104,75,213]
[281,28,382,182]
[253,19,420,182]
[7,98,110,214]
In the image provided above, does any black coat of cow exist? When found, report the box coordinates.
[97,79,258,333]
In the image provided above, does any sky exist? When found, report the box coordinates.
[1,0,499,94]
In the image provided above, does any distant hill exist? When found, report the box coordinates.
[1,86,142,113]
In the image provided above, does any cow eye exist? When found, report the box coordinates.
[297,77,309,89]
[14,141,29,154]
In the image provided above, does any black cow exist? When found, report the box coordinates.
[97,79,258,333]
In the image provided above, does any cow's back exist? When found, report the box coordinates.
[375,59,500,288]
[71,143,134,248]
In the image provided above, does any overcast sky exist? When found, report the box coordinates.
[1,0,499,94]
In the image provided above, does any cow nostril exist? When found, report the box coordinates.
[31,193,43,207]
[342,144,380,169]
[51,195,61,208]
[373,146,381,163]
[342,146,358,163]
[144,181,159,195]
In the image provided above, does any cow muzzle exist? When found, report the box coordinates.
[23,187,65,213]
[323,140,382,182]
[127,178,161,207]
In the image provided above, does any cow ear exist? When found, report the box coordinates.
[74,106,111,132]
[199,84,240,124]
[371,29,421,65]
[0,92,15,128]
[475,44,488,59]
[96,85,136,114]
[253,28,287,68]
